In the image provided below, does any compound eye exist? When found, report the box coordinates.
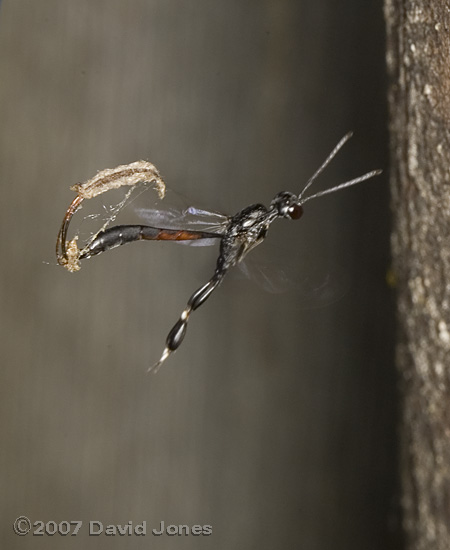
[288,204,303,220]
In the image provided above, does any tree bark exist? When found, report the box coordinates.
[385,2,450,549]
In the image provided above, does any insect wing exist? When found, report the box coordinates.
[134,189,229,233]
[237,240,351,309]
[133,188,229,246]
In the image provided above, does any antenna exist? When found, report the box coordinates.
[299,169,382,205]
[298,132,382,205]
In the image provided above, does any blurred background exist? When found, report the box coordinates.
[0,1,399,549]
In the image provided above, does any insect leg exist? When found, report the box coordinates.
[149,270,226,373]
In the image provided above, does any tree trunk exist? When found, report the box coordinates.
[385,2,450,549]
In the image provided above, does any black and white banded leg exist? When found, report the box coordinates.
[148,270,225,373]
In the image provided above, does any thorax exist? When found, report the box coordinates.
[218,203,271,270]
